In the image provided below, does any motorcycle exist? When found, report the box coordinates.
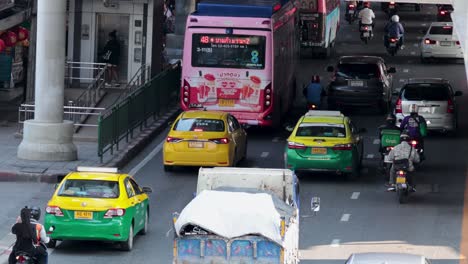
[15,252,34,264]
[386,1,397,17]
[409,138,425,161]
[345,3,358,24]
[386,36,400,56]
[360,24,373,44]
[307,103,319,110]
[395,168,412,204]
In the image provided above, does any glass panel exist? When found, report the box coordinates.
[429,26,453,35]
[296,123,346,138]
[402,84,450,101]
[231,240,254,257]
[173,118,225,132]
[336,63,380,79]
[58,180,119,198]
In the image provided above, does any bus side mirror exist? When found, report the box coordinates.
[326,66,334,72]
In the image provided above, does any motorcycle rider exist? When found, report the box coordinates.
[358,2,375,33]
[302,75,325,110]
[346,0,358,21]
[400,104,427,159]
[384,15,405,49]
[9,207,49,264]
[386,133,420,192]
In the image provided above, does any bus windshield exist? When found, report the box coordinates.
[191,34,266,69]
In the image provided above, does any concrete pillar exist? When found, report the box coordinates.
[18,0,77,161]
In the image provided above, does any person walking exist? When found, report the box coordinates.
[100,30,121,87]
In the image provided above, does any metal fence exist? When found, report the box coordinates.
[97,62,181,162]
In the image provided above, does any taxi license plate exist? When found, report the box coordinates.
[311,148,327,154]
[349,80,364,87]
[396,176,406,184]
[219,99,235,107]
[188,141,204,148]
[74,211,93,220]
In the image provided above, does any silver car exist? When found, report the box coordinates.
[346,252,431,264]
[421,22,463,62]
[394,78,462,133]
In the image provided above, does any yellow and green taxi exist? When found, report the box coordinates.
[285,111,365,178]
[45,167,152,251]
[163,110,247,171]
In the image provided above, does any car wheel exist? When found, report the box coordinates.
[163,165,173,172]
[47,239,57,249]
[139,210,149,235]
[121,224,134,251]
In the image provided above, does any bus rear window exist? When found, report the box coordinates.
[191,34,266,69]
[174,118,225,132]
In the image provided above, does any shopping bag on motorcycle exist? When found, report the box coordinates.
[381,129,400,147]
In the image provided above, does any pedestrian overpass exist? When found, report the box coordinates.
[363,0,467,77]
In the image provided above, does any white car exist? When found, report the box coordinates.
[420,22,463,62]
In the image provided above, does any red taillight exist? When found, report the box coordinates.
[104,208,126,218]
[424,38,436,45]
[273,3,281,12]
[386,146,394,151]
[410,140,418,146]
[332,143,352,151]
[181,80,191,108]
[395,98,402,113]
[308,104,317,110]
[264,84,272,109]
[166,136,183,143]
[440,10,446,15]
[390,1,395,4]
[46,206,64,217]
[16,255,27,262]
[349,4,355,8]
[390,38,398,43]
[209,138,229,144]
[397,170,405,176]
[288,142,306,149]
[447,99,454,113]
[456,41,461,45]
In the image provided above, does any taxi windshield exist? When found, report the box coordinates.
[296,123,346,138]
[58,180,119,198]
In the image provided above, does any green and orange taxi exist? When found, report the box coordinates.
[285,111,365,178]
[45,167,152,251]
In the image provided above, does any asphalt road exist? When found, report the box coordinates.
[1,3,466,264]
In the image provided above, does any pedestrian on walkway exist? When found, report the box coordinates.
[100,30,121,87]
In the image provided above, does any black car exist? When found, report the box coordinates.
[326,56,396,113]
[437,4,453,22]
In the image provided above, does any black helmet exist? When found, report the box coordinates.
[400,133,410,141]
[30,206,41,221]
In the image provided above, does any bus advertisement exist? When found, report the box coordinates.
[180,0,299,127]
[299,0,340,57]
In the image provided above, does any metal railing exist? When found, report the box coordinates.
[65,61,108,87]
[112,64,151,104]
[18,104,106,131]
[97,62,181,162]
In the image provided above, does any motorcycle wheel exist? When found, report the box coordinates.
[397,187,408,204]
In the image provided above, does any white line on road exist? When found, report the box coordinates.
[330,239,340,247]
[373,139,380,145]
[340,214,351,222]
[351,192,360,200]
[272,137,280,142]
[166,228,173,237]
[422,23,427,26]
[129,139,165,175]
[410,51,416,55]
[399,79,406,82]
[413,43,419,47]
[366,154,374,159]
[403,69,410,73]
[261,152,270,158]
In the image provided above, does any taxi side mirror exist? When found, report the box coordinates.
[142,187,153,193]
[54,183,59,190]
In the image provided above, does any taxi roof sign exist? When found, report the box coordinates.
[305,110,343,117]
[76,167,119,173]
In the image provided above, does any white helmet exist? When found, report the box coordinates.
[391,15,400,22]
[409,104,419,114]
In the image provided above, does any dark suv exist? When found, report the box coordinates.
[326,56,396,113]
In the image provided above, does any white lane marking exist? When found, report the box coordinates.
[413,43,419,47]
[411,51,416,55]
[272,137,280,142]
[129,139,165,175]
[261,152,270,158]
[166,228,173,237]
[417,36,423,40]
[399,79,406,83]
[373,139,380,145]
[331,239,340,247]
[340,214,351,222]
[366,154,374,159]
[351,192,360,200]
[403,69,410,73]
[422,23,427,26]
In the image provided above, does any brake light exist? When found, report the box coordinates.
[397,170,405,176]
[104,208,126,218]
[410,140,418,146]
[447,99,454,113]
[288,142,306,149]
[332,143,352,150]
[390,1,395,4]
[395,98,402,113]
[273,3,281,12]
[424,38,436,45]
[390,38,398,43]
[349,4,355,8]
[16,255,27,262]
[181,80,191,109]
[456,41,460,45]
[209,138,229,144]
[46,206,64,217]
[166,136,183,143]
[263,83,272,109]
[440,10,446,15]
[386,146,394,151]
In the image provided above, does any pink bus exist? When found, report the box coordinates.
[180,0,298,127]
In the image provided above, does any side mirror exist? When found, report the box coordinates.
[326,66,334,72]
[142,187,153,194]
[388,67,396,73]
[311,197,320,213]
[54,183,59,190]
[168,121,174,127]
[285,125,294,132]
[454,91,463,96]
[359,128,367,133]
